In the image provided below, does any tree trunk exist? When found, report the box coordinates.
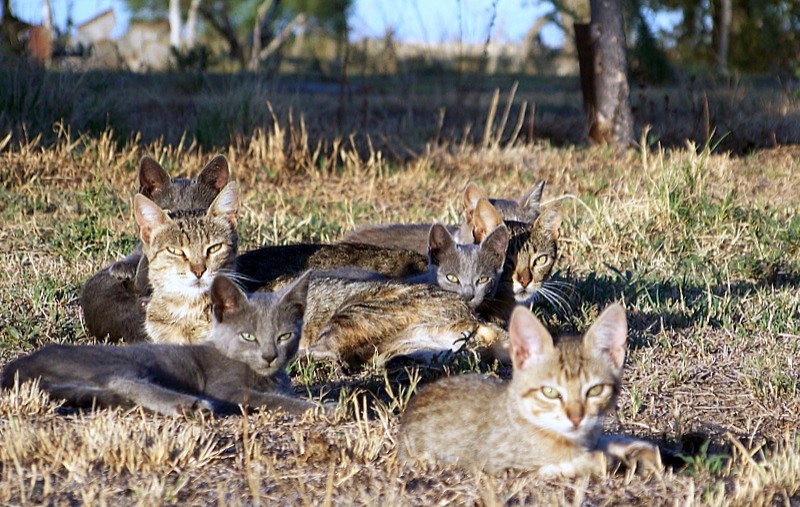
[716,0,731,73]
[185,0,201,49]
[577,0,634,149]
[168,0,181,48]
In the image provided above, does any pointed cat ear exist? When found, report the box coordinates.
[428,223,455,265]
[583,303,628,371]
[209,275,248,323]
[518,180,546,211]
[481,224,509,261]
[138,156,171,198]
[472,198,504,243]
[196,154,230,192]
[533,205,562,240]
[462,181,485,214]
[278,270,311,318]
[207,182,239,228]
[133,193,171,244]
[509,305,554,370]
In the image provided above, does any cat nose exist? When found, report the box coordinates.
[566,406,584,427]
[518,270,532,288]
[262,351,276,364]
[190,264,206,278]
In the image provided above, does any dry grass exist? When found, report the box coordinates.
[1,100,800,505]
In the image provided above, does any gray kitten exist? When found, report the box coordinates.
[3,274,317,416]
[80,155,230,343]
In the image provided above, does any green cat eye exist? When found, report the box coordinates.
[541,386,560,399]
[445,274,460,284]
[532,254,549,267]
[240,332,256,342]
[166,246,184,256]
[586,384,604,397]
[477,276,492,285]
[207,243,223,255]
[276,332,293,343]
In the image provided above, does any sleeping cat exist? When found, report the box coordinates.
[342,181,546,255]
[398,303,662,477]
[136,181,239,344]
[80,155,230,342]
[2,274,318,417]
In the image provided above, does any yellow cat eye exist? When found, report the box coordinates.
[532,254,549,267]
[206,243,223,255]
[276,332,293,343]
[586,384,604,397]
[240,332,256,342]
[541,386,560,399]
[166,246,184,256]
[477,276,492,285]
[445,274,460,284]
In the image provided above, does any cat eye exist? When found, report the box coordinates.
[445,274,460,284]
[166,246,184,256]
[206,243,223,255]
[276,332,294,343]
[586,384,604,397]
[476,276,492,285]
[531,254,549,268]
[541,386,560,399]
[240,332,256,342]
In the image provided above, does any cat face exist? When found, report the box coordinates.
[428,223,508,309]
[503,207,561,305]
[134,182,239,298]
[139,155,230,212]
[207,273,310,377]
[508,304,627,444]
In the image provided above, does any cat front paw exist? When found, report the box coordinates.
[181,398,215,416]
[604,438,663,477]
[108,259,138,281]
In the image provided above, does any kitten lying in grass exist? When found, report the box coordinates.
[398,303,661,477]
[2,274,319,417]
[80,155,230,342]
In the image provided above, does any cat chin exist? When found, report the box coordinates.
[514,290,540,305]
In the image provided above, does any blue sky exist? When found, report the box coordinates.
[8,0,677,47]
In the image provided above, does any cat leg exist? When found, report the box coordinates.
[108,244,145,281]
[105,378,213,416]
[598,435,663,476]
[537,450,607,478]
[244,390,322,416]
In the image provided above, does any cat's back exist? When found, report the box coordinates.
[343,224,457,255]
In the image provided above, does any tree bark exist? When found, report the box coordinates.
[716,0,731,73]
[185,0,201,49]
[168,0,181,48]
[579,0,634,149]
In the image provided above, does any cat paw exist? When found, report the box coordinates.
[605,439,663,477]
[182,398,215,416]
[538,451,607,478]
[108,260,138,281]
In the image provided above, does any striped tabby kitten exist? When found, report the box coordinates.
[80,155,229,342]
[398,304,661,477]
[136,181,239,344]
[297,272,509,368]
[2,274,317,416]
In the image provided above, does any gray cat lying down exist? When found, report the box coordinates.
[2,274,319,417]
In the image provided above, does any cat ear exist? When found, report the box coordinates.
[472,198,504,243]
[278,270,311,318]
[138,156,171,198]
[196,154,230,192]
[428,223,455,265]
[207,182,239,228]
[518,180,546,212]
[462,181,485,215]
[209,275,248,323]
[584,303,628,371]
[508,305,554,369]
[533,206,562,241]
[481,224,509,261]
[133,194,170,244]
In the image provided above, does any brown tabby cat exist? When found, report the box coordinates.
[136,181,239,344]
[80,155,230,342]
[3,274,318,416]
[296,271,509,368]
[398,303,661,477]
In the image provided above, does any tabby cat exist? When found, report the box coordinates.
[297,271,509,368]
[398,303,661,477]
[2,274,318,416]
[136,181,239,344]
[80,155,230,342]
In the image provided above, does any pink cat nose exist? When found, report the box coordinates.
[190,264,206,278]
[568,414,583,427]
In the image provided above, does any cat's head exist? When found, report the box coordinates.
[207,273,310,377]
[463,180,546,225]
[507,303,627,446]
[139,155,230,212]
[428,222,508,309]
[134,182,239,297]
[503,206,561,305]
